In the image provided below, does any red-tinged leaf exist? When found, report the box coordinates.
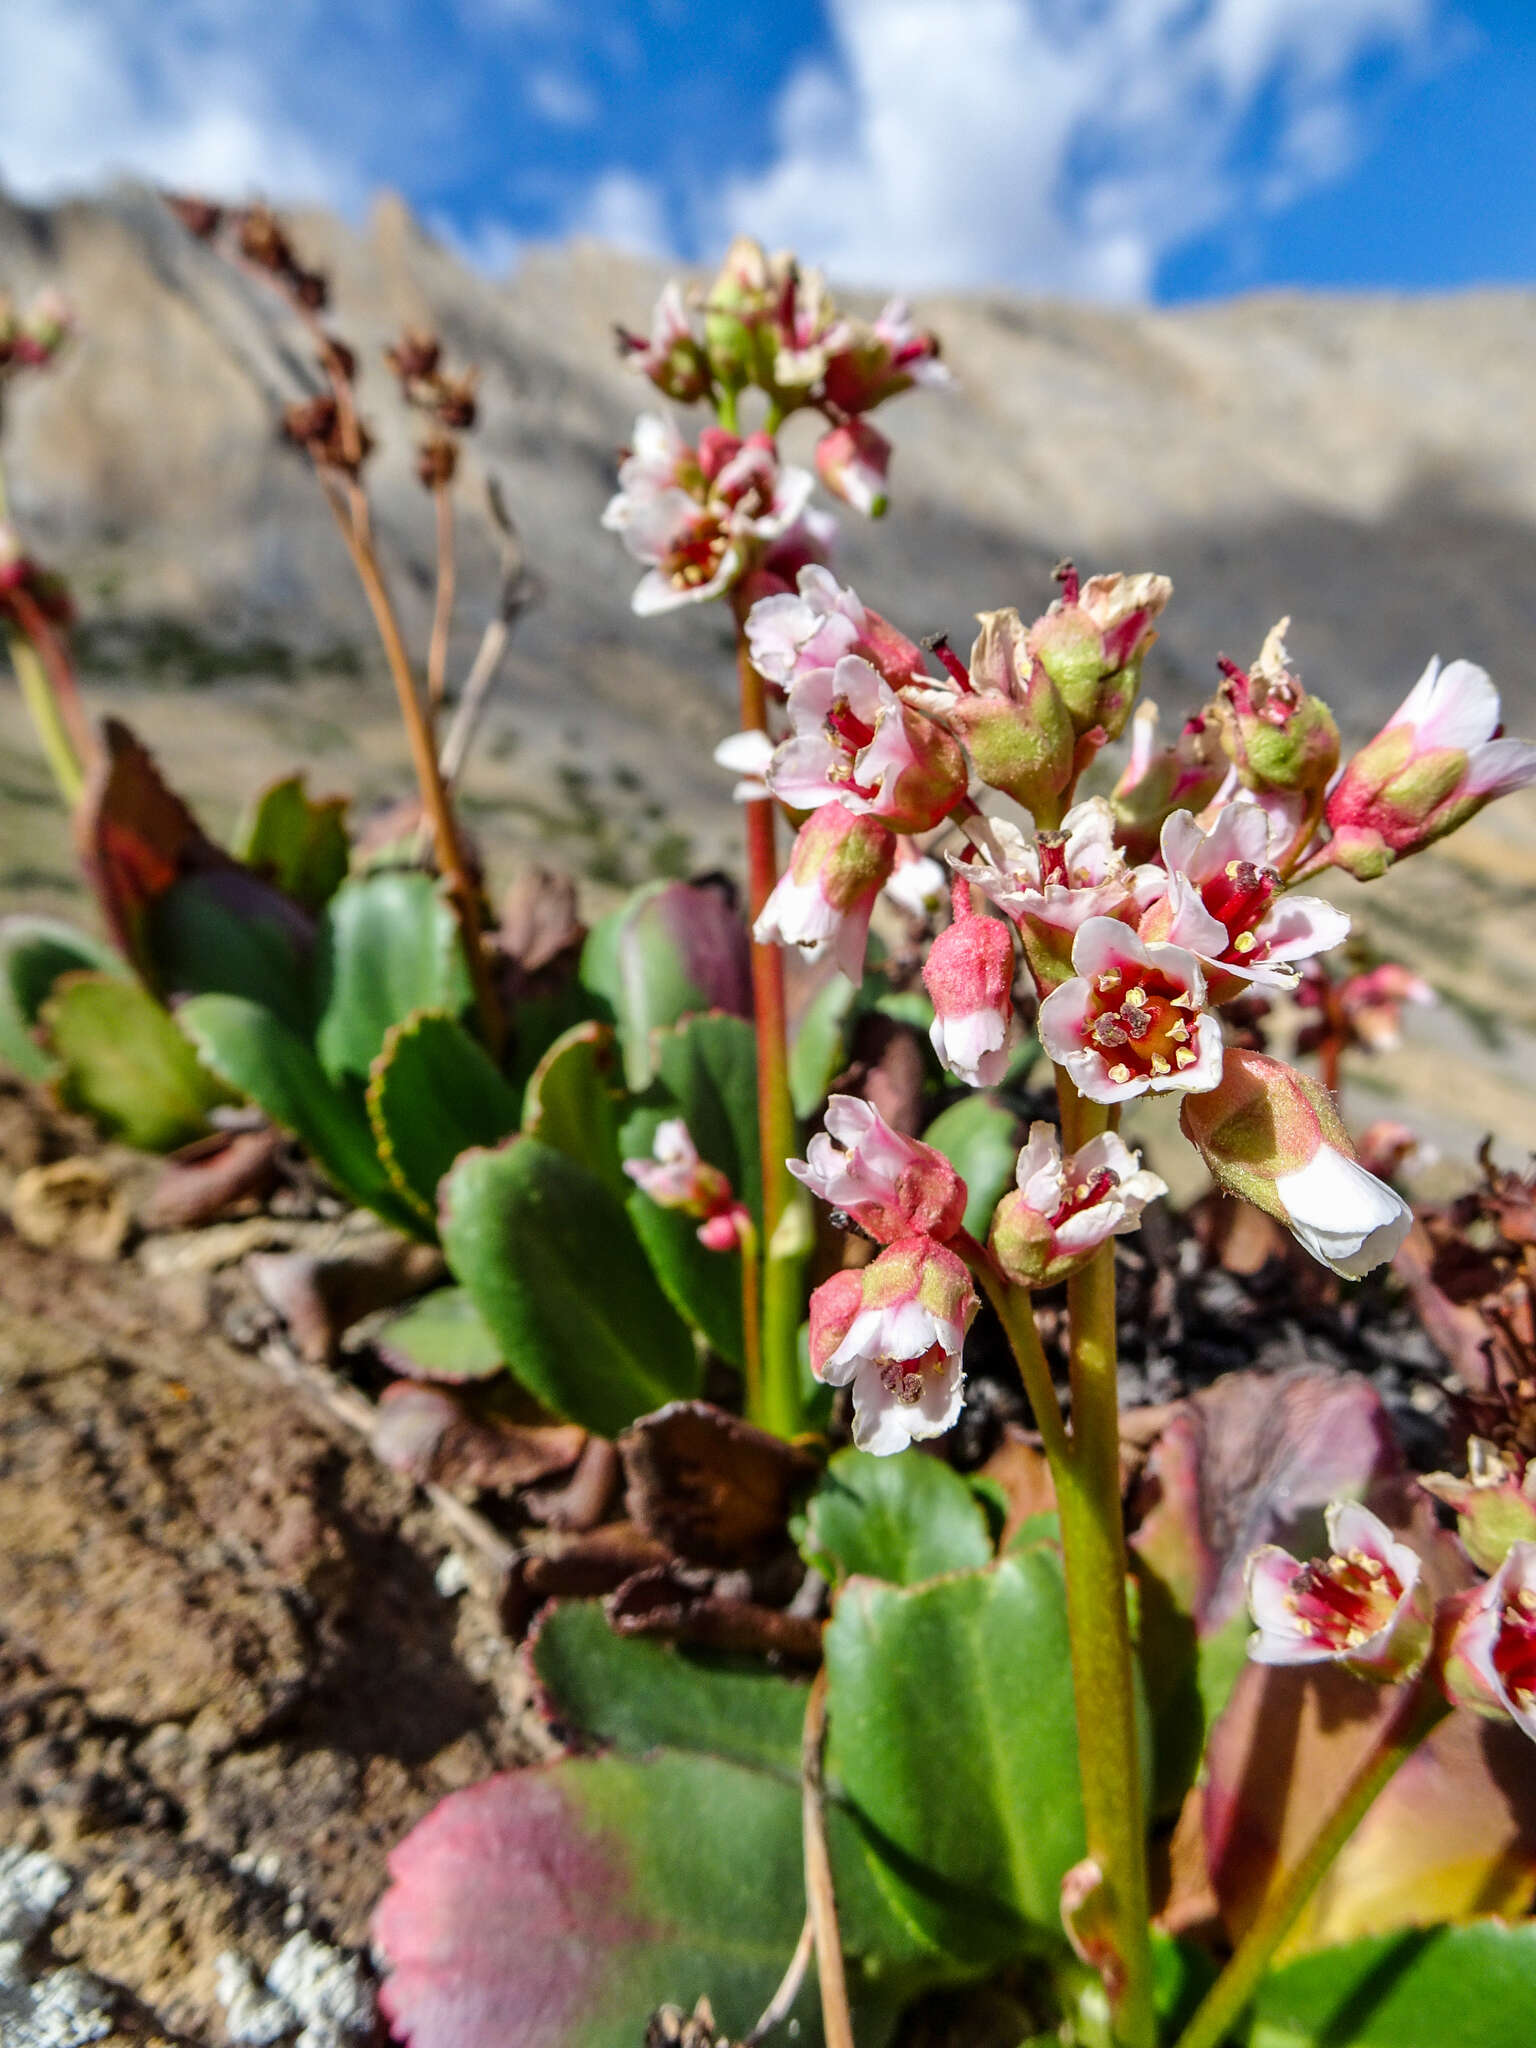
[372,1383,587,1493]
[140,1126,282,1229]
[1201,1661,1536,1955]
[373,1754,916,2048]
[618,1401,818,1568]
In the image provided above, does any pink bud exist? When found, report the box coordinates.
[1326,656,1536,878]
[815,420,891,517]
[754,802,896,982]
[623,1119,748,1251]
[923,908,1016,1086]
[810,1235,978,1455]
[790,1094,967,1244]
[1245,1501,1431,1679]
[1181,1049,1411,1277]
[1442,1541,1536,1741]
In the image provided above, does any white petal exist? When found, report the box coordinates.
[1274,1146,1413,1279]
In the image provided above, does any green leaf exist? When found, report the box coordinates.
[521,1021,630,1199]
[0,916,125,1081]
[368,1009,522,1222]
[652,1012,763,1230]
[620,1104,744,1369]
[178,992,420,1230]
[789,971,861,1118]
[374,1750,920,2048]
[801,1448,995,1586]
[922,1093,1020,1238]
[1248,1921,1536,2047]
[372,1287,506,1383]
[531,1601,806,1774]
[440,1135,701,1436]
[42,972,232,1151]
[824,1551,1086,1964]
[233,772,350,911]
[315,872,472,1085]
[144,870,315,1035]
[578,880,752,1090]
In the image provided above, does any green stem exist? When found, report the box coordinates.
[717,386,741,435]
[734,626,805,1439]
[736,1214,765,1432]
[969,1252,1069,1468]
[1057,1238,1156,2048]
[1171,1679,1450,2048]
[6,628,82,806]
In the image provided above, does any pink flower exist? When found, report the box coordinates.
[820,298,950,415]
[1245,1501,1430,1679]
[1443,1541,1536,1741]
[615,280,711,404]
[815,420,892,517]
[990,1123,1166,1289]
[1139,799,1350,996]
[745,566,924,692]
[922,909,1016,1086]
[1326,656,1536,877]
[882,844,947,920]
[808,1236,978,1455]
[1038,918,1223,1105]
[1110,701,1225,862]
[712,728,775,802]
[768,653,967,834]
[771,265,854,391]
[602,413,812,616]
[1180,1048,1412,1278]
[961,799,1158,993]
[624,1119,750,1251]
[753,802,895,981]
[789,1095,967,1244]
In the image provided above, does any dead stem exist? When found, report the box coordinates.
[427,483,456,721]
[802,1666,855,2048]
[744,1915,815,2046]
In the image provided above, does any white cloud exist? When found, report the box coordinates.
[570,169,673,259]
[719,0,1443,298]
[526,66,597,127]
[0,0,362,209]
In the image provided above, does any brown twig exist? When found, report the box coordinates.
[801,1666,855,2048]
[744,1914,815,2046]
[426,482,456,721]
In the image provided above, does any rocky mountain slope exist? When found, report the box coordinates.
[1,180,1535,1157]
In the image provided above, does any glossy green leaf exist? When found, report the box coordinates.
[922,1093,1021,1239]
[178,991,420,1230]
[652,1012,763,1229]
[42,972,231,1151]
[789,971,861,1119]
[233,772,350,911]
[825,1550,1086,1965]
[801,1448,995,1586]
[0,916,125,1081]
[145,870,315,1035]
[1247,1920,1536,2047]
[440,1135,700,1436]
[620,1104,744,1369]
[315,872,473,1085]
[368,1009,521,1222]
[531,1600,806,1774]
[372,1287,506,1383]
[521,1021,630,1198]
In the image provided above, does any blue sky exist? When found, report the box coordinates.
[1,0,1532,302]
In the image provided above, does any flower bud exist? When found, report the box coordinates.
[1212,619,1340,800]
[939,608,1075,815]
[616,281,713,405]
[1180,1048,1411,1278]
[754,802,895,982]
[1027,567,1171,741]
[790,1095,967,1244]
[1441,1540,1536,1741]
[923,907,1016,1086]
[809,1234,978,1455]
[820,299,949,415]
[990,1123,1165,1289]
[815,420,891,517]
[703,236,776,393]
[1245,1501,1431,1680]
[624,1119,750,1251]
[1325,656,1536,879]
[1421,1440,1536,1576]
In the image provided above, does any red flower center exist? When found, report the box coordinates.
[1084,962,1201,1087]
[1493,1589,1536,1710]
[1200,857,1281,962]
[1288,1549,1403,1650]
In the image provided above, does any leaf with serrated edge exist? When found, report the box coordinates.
[368,1008,521,1222]
[315,872,472,1085]
[521,1021,630,1198]
[44,972,232,1151]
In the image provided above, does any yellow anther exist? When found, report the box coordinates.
[1233,931,1258,954]
[1107,1062,1132,1086]
[1096,970,1122,993]
[1167,1019,1191,1043]
[1150,1054,1171,1076]
[1175,1046,1198,1068]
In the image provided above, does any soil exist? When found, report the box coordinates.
[0,1086,552,2047]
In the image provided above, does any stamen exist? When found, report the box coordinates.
[1107,1063,1132,1085]
[1167,1019,1190,1043]
[1096,970,1122,993]
[1150,1054,1171,1076]
[1233,931,1258,954]
[1174,1046,1198,1068]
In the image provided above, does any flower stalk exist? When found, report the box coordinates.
[1170,1677,1451,2048]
